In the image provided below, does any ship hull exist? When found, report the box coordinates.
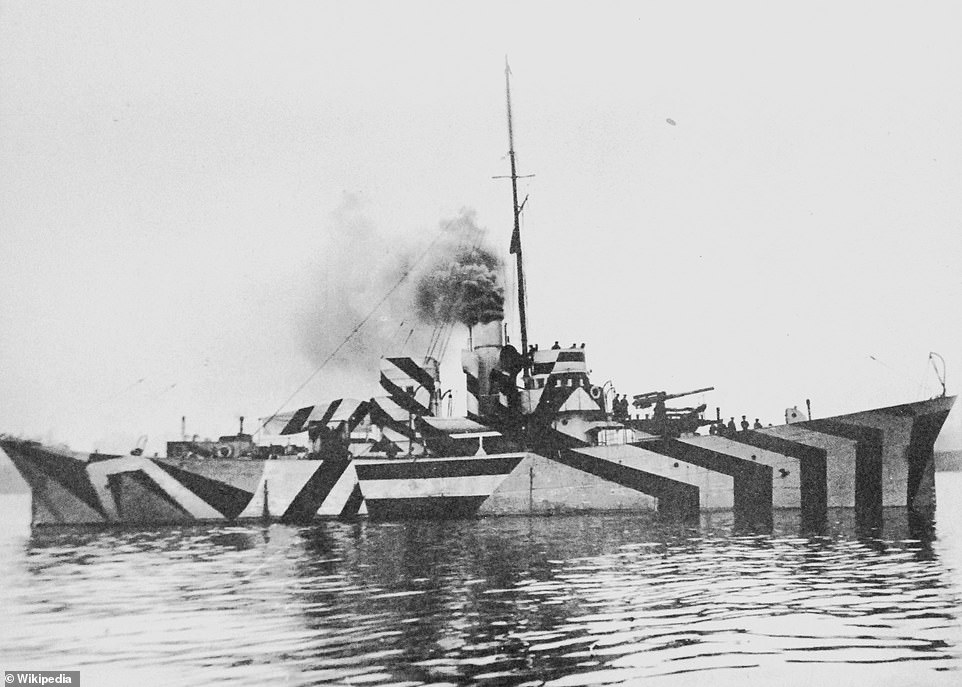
[1,396,953,527]
[0,444,364,526]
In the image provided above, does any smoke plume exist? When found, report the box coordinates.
[297,197,505,382]
[415,230,505,328]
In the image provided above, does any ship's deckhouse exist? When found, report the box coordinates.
[521,345,602,416]
[529,346,589,380]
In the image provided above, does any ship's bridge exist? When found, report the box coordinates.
[527,345,591,389]
[521,344,603,419]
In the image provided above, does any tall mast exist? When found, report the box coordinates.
[505,61,529,376]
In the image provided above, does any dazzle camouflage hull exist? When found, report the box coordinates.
[3,70,955,529]
[1,395,952,527]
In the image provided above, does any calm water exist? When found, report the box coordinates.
[2,475,962,687]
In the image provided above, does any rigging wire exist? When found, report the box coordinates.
[929,352,947,396]
[96,377,147,405]
[400,326,417,352]
[255,220,454,436]
[868,352,939,399]
[425,322,444,360]
[421,216,488,364]
[436,320,457,363]
[385,320,409,352]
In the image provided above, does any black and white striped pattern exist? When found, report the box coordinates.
[355,454,524,519]
[379,356,437,417]
[3,396,954,527]
[0,438,366,526]
[266,398,369,436]
[521,346,602,421]
[532,395,955,526]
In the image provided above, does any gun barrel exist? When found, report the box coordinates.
[671,386,714,399]
[632,391,666,401]
[633,386,714,402]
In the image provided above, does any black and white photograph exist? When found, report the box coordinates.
[1,2,961,685]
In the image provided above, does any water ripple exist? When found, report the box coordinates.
[1,476,962,685]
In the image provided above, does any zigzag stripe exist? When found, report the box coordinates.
[800,419,884,524]
[281,455,352,523]
[5,442,107,519]
[355,455,523,481]
[509,425,702,517]
[533,349,586,366]
[638,439,773,525]
[280,406,314,435]
[526,382,596,425]
[724,430,827,522]
[553,447,700,518]
[531,350,587,377]
[904,408,951,507]
[339,483,364,518]
[278,399,369,436]
[386,357,436,392]
[379,373,431,416]
[345,401,371,433]
[315,398,342,426]
[107,470,194,523]
[154,461,254,519]
[368,399,417,440]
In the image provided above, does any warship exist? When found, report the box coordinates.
[1,69,955,529]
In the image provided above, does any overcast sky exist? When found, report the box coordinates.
[2,1,961,454]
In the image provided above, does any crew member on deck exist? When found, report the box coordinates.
[753,418,763,429]
[727,417,737,434]
[616,395,629,420]
[741,415,750,432]
[552,341,561,349]
[653,400,665,418]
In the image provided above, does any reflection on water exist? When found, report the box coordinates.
[1,475,961,687]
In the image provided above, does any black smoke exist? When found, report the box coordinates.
[415,241,505,328]
[297,198,505,379]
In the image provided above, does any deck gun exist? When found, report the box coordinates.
[632,387,714,411]
[627,386,715,437]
